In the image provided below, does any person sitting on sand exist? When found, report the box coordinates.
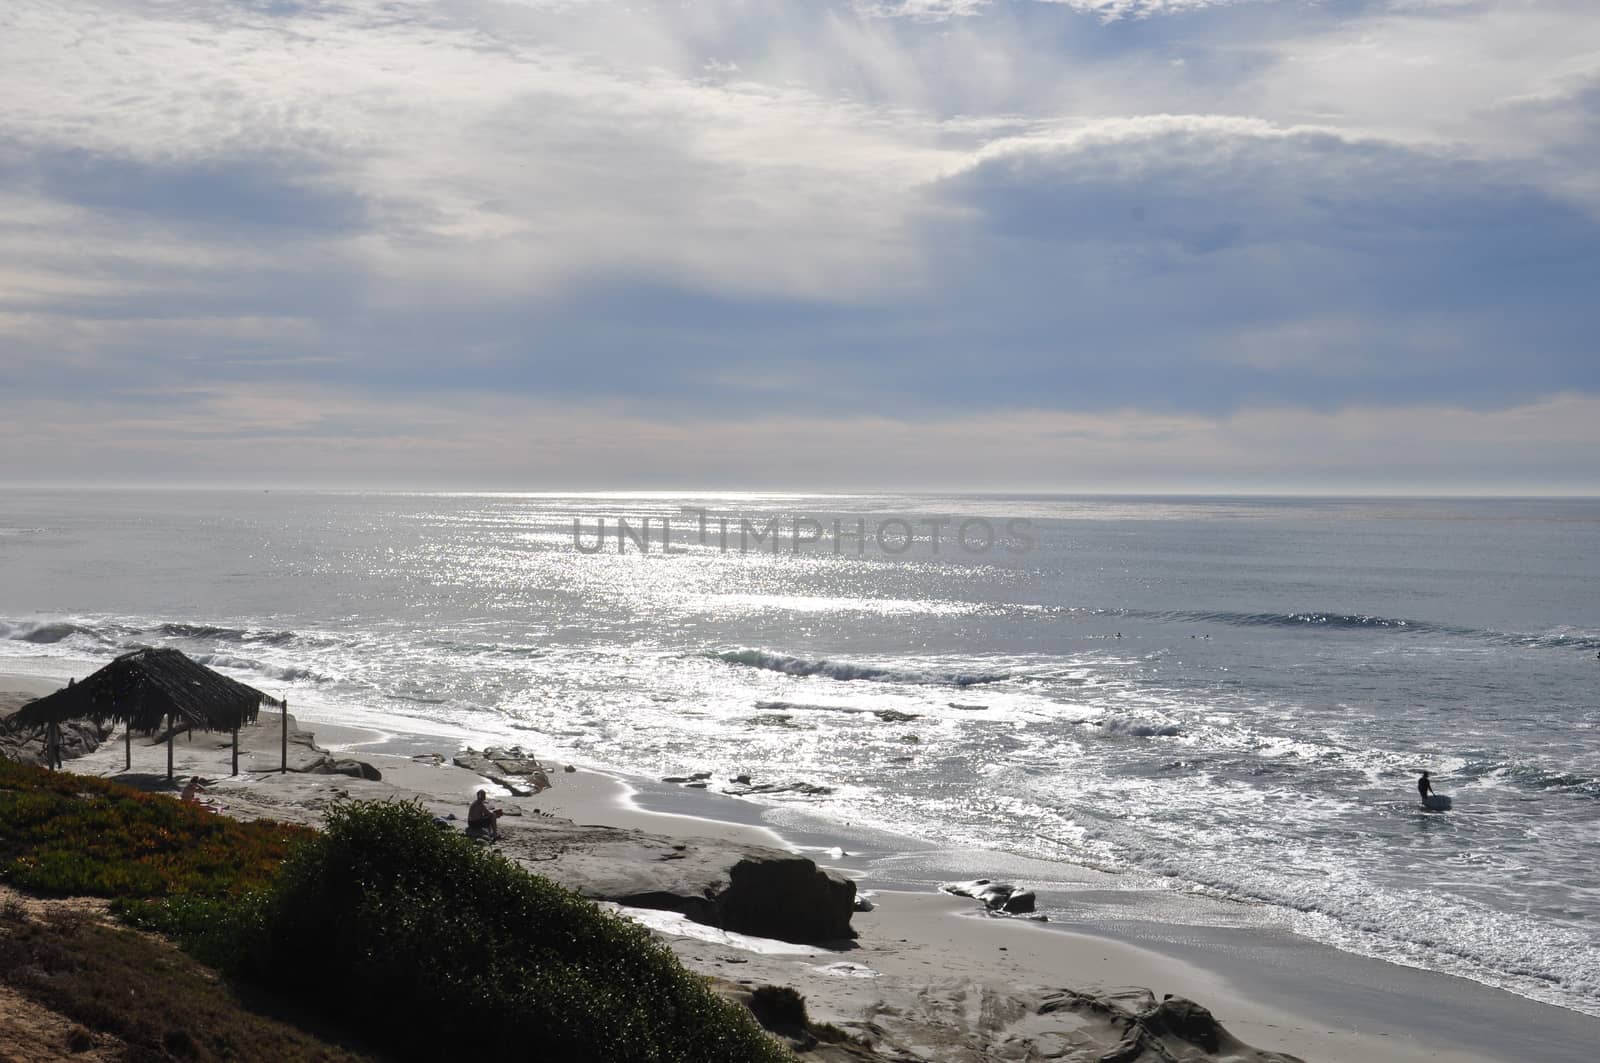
[1418,771,1433,801]
[467,789,504,840]
[181,776,204,804]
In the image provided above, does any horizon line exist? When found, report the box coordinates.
[3,483,1599,501]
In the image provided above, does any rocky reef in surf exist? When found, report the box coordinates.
[662,771,834,797]
[942,878,1040,916]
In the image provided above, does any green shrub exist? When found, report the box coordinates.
[749,984,809,1033]
[148,800,792,1063]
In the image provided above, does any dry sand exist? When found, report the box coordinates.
[3,670,1590,1062]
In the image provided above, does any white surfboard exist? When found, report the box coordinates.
[1423,794,1452,811]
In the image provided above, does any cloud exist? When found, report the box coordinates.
[1,0,966,308]
[2,385,1595,493]
[912,116,1600,408]
[863,0,1269,21]
[0,145,365,234]
[1242,0,1600,164]
[0,0,1596,489]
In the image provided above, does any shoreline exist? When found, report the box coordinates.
[4,667,1597,1061]
[588,748,1600,1063]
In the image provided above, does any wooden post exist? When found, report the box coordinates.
[166,712,174,781]
[281,697,288,773]
[125,723,131,771]
[232,723,239,776]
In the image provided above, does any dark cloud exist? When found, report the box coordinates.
[908,124,1600,411]
[2,143,365,233]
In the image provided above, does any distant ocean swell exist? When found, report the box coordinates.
[1137,608,1446,631]
[8,612,1597,665]
[1112,609,1599,651]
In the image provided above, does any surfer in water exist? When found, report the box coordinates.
[1418,771,1434,801]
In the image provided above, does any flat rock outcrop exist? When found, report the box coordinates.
[1036,988,1302,1063]
[267,726,382,780]
[684,949,1307,1063]
[304,756,382,781]
[453,747,551,795]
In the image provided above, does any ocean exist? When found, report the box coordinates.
[2,489,1597,1015]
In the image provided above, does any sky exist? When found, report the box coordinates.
[1,0,1597,493]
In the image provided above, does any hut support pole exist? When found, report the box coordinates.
[166,712,174,781]
[125,725,131,771]
[281,698,288,773]
[232,723,239,776]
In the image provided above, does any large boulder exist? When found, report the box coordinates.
[0,714,112,766]
[498,821,857,945]
[717,851,858,942]
[608,849,856,944]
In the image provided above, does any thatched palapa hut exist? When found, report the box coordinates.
[12,647,277,779]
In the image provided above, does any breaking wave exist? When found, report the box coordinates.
[1091,716,1184,738]
[1470,761,1600,800]
[713,649,1007,687]
[0,620,121,645]
[157,623,298,646]
[1,617,304,652]
[191,653,329,685]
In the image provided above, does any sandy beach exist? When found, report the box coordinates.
[4,668,1596,1063]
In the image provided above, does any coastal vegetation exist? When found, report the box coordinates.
[0,905,380,1061]
[0,758,312,898]
[0,762,792,1062]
